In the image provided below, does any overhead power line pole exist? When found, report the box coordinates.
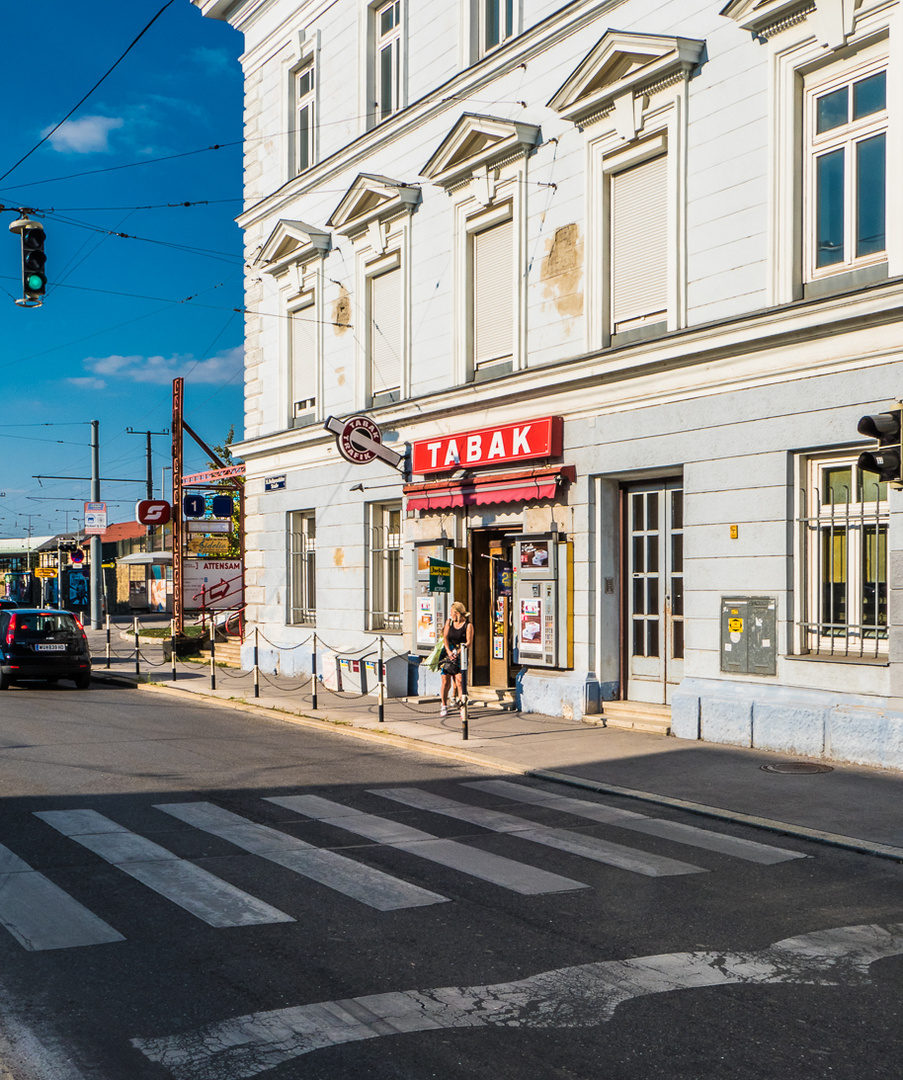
[90,420,101,629]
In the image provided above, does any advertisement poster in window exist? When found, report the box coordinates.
[416,595,436,647]
[496,560,512,596]
[519,541,550,571]
[520,598,543,656]
[493,596,506,659]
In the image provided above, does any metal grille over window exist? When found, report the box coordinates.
[369,266,401,401]
[370,505,402,631]
[799,464,887,657]
[473,219,513,369]
[611,154,667,333]
[288,512,316,625]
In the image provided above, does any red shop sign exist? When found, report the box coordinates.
[412,416,562,475]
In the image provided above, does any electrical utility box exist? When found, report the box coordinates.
[720,596,777,676]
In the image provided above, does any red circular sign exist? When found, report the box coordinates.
[337,416,381,464]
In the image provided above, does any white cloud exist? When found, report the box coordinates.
[43,115,124,154]
[81,346,244,387]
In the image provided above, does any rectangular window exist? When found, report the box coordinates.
[289,300,317,425]
[375,0,402,122]
[481,0,514,54]
[472,217,513,371]
[610,153,667,334]
[806,64,887,279]
[295,63,315,175]
[368,264,402,404]
[369,503,402,631]
[288,512,316,625]
[798,455,887,658]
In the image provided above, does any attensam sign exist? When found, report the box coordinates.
[411,417,562,475]
[183,559,243,611]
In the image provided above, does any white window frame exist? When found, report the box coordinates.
[795,451,888,659]
[769,18,898,305]
[368,502,402,632]
[586,106,686,351]
[294,60,316,175]
[470,207,514,375]
[287,511,316,626]
[285,33,319,182]
[374,0,403,123]
[803,55,887,283]
[366,251,403,406]
[287,290,318,426]
[479,0,515,57]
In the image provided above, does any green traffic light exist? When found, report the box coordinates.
[26,274,44,292]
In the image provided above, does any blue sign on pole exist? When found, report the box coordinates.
[211,494,234,518]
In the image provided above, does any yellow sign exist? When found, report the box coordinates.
[34,567,57,578]
[728,617,743,633]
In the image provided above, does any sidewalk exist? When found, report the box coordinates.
[86,624,903,862]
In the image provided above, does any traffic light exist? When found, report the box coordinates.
[857,403,903,488]
[20,222,46,303]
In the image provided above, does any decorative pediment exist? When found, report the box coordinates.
[258,219,330,274]
[720,0,859,47]
[421,114,541,188]
[548,31,705,128]
[327,173,420,234]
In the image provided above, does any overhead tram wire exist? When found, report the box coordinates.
[0,1,178,186]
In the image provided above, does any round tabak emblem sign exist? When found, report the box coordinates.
[337,415,382,464]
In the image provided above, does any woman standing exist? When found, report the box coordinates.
[440,601,473,717]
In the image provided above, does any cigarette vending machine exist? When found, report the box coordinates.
[412,540,466,655]
[513,534,573,669]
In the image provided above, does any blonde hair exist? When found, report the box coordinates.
[450,601,470,618]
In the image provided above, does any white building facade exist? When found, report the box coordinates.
[196,0,903,769]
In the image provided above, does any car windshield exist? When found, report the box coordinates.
[13,615,81,642]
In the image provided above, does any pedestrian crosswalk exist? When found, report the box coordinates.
[0,781,808,951]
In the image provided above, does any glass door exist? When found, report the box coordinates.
[625,481,684,704]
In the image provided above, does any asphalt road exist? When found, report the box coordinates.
[0,683,901,1080]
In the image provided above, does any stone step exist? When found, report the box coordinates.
[209,639,243,667]
[585,701,672,735]
[467,687,517,711]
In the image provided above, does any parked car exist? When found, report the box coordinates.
[0,609,91,689]
[0,599,19,609]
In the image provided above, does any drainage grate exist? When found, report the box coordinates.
[760,762,834,775]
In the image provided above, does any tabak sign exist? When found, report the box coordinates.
[411,416,562,475]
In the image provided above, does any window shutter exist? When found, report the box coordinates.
[290,305,316,413]
[473,219,513,366]
[611,154,668,331]
[370,267,401,394]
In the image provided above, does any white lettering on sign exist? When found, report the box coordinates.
[511,426,532,455]
[411,417,561,475]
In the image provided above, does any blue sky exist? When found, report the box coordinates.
[0,1,244,538]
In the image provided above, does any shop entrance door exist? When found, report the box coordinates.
[469,528,517,688]
[625,481,684,704]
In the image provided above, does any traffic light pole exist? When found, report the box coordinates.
[90,420,102,630]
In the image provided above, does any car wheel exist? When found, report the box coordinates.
[0,674,11,691]
[74,673,91,690]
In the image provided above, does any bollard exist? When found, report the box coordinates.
[460,643,469,741]
[105,614,111,670]
[253,627,260,699]
[310,632,318,710]
[170,618,177,683]
[210,626,216,690]
[378,636,385,723]
[134,618,140,678]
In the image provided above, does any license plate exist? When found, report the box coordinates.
[36,644,66,652]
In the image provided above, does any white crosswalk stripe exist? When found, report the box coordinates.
[371,788,707,878]
[266,794,589,894]
[34,809,294,928]
[155,801,449,910]
[0,842,125,951]
[464,780,807,865]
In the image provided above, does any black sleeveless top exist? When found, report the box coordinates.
[446,619,469,647]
